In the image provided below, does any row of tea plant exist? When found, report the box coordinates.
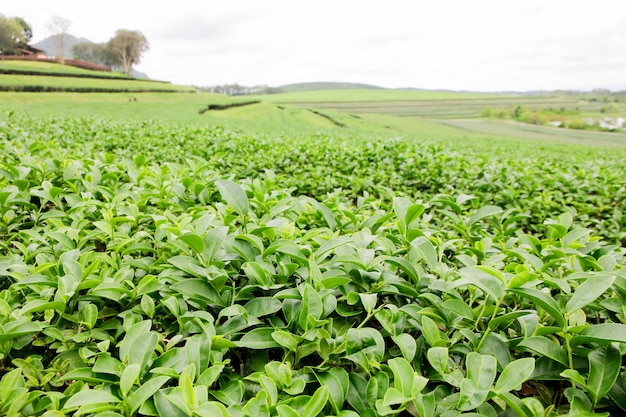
[0,114,625,416]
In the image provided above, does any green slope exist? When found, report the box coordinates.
[0,60,130,78]
[0,60,193,92]
[0,74,193,92]
[0,74,624,148]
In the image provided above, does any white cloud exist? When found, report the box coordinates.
[2,0,626,91]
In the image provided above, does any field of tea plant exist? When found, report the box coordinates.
[1,112,626,416]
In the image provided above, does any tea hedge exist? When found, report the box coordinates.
[0,113,625,416]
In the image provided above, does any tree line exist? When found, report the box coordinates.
[0,14,148,76]
[72,30,149,76]
[0,14,33,55]
[195,84,284,95]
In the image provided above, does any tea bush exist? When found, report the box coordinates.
[0,114,625,416]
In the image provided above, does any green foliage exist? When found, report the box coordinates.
[0,114,624,416]
[480,103,625,133]
[0,14,27,54]
[107,29,149,76]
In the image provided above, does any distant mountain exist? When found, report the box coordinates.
[33,34,91,61]
[33,34,149,79]
[279,82,383,92]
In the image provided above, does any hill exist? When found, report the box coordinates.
[33,34,91,61]
[279,81,383,92]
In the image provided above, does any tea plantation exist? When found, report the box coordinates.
[1,112,626,416]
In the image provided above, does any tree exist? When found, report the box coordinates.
[0,14,26,56]
[107,29,149,76]
[14,17,32,43]
[46,15,71,64]
[72,42,119,67]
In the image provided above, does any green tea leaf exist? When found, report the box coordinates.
[244,297,282,317]
[466,352,497,391]
[346,327,385,359]
[197,365,225,387]
[276,405,300,417]
[259,374,278,405]
[458,378,489,412]
[518,336,568,366]
[120,363,141,397]
[359,293,378,314]
[427,347,449,375]
[411,237,438,270]
[59,368,118,384]
[178,233,205,254]
[243,262,272,287]
[141,294,155,318]
[384,257,419,285]
[19,300,66,315]
[63,390,121,409]
[571,323,626,345]
[302,385,329,417]
[0,369,25,402]
[171,279,224,307]
[587,345,621,405]
[388,357,415,397]
[180,371,196,409]
[508,288,566,328]
[609,375,626,412]
[380,387,411,406]
[238,327,281,349]
[468,205,503,225]
[565,273,615,314]
[346,373,368,412]
[271,330,299,352]
[299,283,323,329]
[210,380,244,406]
[421,315,442,347]
[315,237,354,261]
[494,358,535,394]
[391,333,417,362]
[129,331,158,372]
[413,391,436,417]
[195,402,230,417]
[82,303,98,330]
[216,179,248,215]
[127,375,170,414]
[458,266,504,301]
[560,369,588,388]
[317,368,349,414]
[203,226,228,265]
[0,320,46,343]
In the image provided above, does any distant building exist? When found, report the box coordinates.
[14,44,46,58]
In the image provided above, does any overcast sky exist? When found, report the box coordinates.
[3,1,626,91]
